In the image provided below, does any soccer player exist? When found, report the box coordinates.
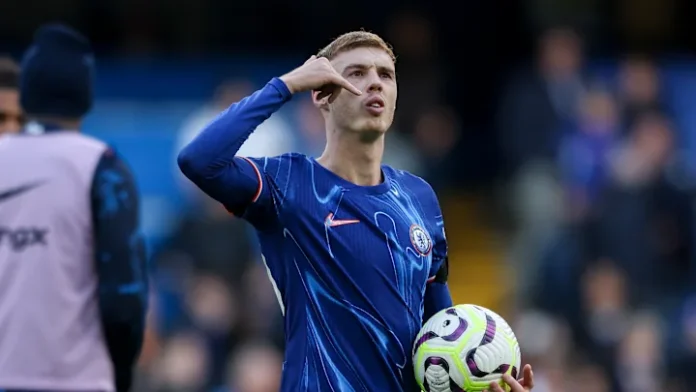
[0,25,147,392]
[178,31,534,391]
[0,57,22,135]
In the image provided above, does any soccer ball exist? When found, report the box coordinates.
[413,304,521,392]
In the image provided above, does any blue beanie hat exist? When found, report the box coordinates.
[20,24,94,118]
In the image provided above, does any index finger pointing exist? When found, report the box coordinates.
[334,76,362,96]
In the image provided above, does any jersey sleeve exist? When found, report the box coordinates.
[229,154,296,230]
[176,77,293,223]
[90,148,149,392]
[423,191,452,320]
[427,208,449,284]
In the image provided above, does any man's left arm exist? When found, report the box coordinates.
[418,181,453,321]
[423,209,453,321]
[424,254,453,321]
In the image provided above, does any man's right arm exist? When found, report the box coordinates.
[177,77,293,213]
[91,149,148,392]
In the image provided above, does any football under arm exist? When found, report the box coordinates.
[91,149,148,392]
[424,258,453,322]
[177,78,292,212]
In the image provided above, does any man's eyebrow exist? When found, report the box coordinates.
[343,63,395,74]
[343,63,369,72]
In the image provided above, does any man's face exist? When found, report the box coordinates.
[318,47,397,136]
[0,88,22,135]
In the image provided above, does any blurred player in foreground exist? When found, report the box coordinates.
[179,31,534,391]
[0,57,22,135]
[0,25,147,392]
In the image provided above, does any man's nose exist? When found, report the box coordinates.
[366,72,383,92]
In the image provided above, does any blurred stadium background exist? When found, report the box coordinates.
[3,0,696,391]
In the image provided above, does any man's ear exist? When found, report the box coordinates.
[311,90,329,111]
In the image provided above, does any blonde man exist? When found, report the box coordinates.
[179,31,534,392]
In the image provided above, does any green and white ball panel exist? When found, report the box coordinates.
[413,304,521,391]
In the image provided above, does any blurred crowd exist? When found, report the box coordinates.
[499,28,696,392]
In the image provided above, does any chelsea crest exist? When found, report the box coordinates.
[409,224,432,256]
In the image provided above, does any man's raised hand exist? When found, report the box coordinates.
[280,55,362,102]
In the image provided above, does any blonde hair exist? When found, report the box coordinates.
[317,30,396,63]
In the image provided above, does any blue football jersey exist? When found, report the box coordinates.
[237,153,448,391]
[177,77,452,392]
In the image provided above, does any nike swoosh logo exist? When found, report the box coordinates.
[0,181,45,204]
[325,212,360,228]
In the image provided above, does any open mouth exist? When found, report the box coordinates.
[365,96,385,115]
